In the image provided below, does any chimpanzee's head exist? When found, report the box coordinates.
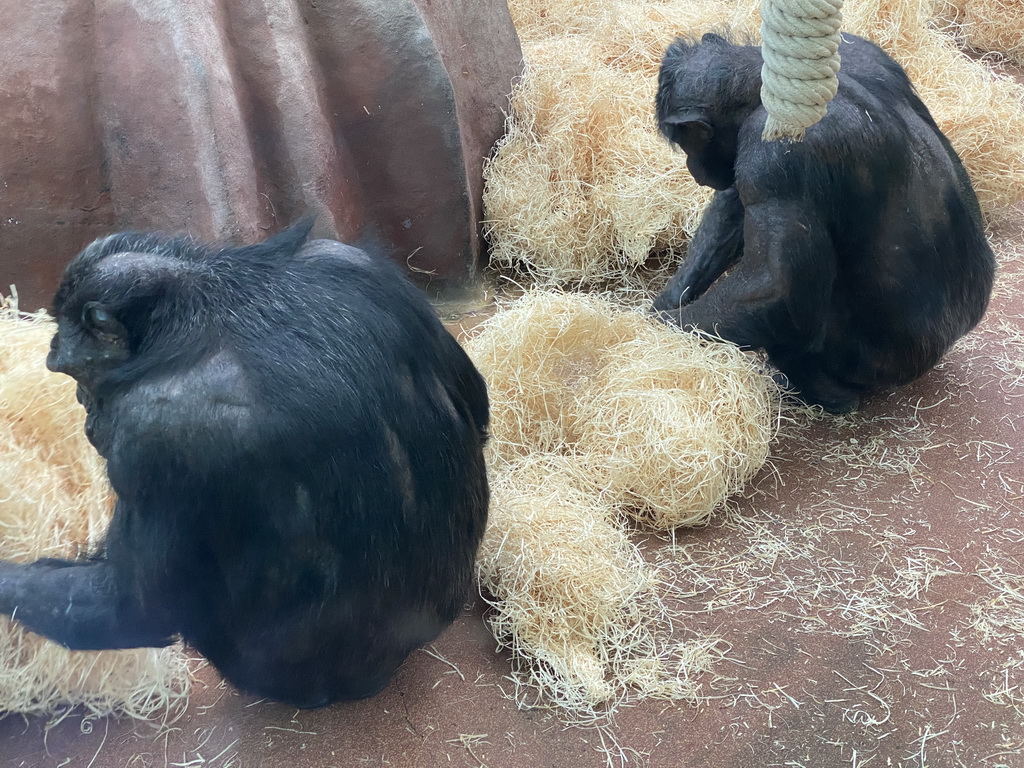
[656,33,763,190]
[47,237,200,394]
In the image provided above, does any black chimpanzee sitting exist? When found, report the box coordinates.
[0,219,490,708]
[652,33,995,413]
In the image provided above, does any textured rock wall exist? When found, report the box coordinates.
[0,0,522,308]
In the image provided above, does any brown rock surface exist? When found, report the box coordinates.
[0,0,522,309]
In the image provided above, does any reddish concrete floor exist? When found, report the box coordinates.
[3,215,1021,768]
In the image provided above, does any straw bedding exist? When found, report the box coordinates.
[476,461,674,717]
[477,456,732,721]
[465,291,777,528]
[936,0,1024,65]
[468,291,777,714]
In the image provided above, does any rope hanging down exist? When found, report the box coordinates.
[760,0,844,141]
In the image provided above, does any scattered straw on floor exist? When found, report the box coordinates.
[465,291,776,719]
[484,0,1024,285]
[970,560,1024,713]
[0,297,190,719]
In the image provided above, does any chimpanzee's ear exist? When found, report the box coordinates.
[659,113,714,154]
[701,33,728,46]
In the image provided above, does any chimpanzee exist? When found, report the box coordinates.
[0,219,490,708]
[652,33,995,412]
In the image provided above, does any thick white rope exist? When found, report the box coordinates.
[760,0,844,141]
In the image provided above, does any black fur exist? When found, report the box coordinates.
[652,33,995,412]
[0,220,490,707]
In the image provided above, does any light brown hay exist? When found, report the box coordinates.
[465,290,778,527]
[476,458,721,721]
[465,290,663,464]
[969,561,1024,712]
[576,331,778,528]
[936,0,1024,65]
[484,0,1024,285]
[0,298,190,719]
[482,2,723,285]
[465,291,775,718]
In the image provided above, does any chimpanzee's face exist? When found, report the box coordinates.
[656,34,754,190]
[47,305,131,392]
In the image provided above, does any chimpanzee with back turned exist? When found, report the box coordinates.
[0,219,490,708]
[652,33,995,413]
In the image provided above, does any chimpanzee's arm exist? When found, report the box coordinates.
[653,187,744,313]
[0,558,176,650]
[658,200,836,351]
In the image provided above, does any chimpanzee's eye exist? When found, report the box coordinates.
[82,302,126,341]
